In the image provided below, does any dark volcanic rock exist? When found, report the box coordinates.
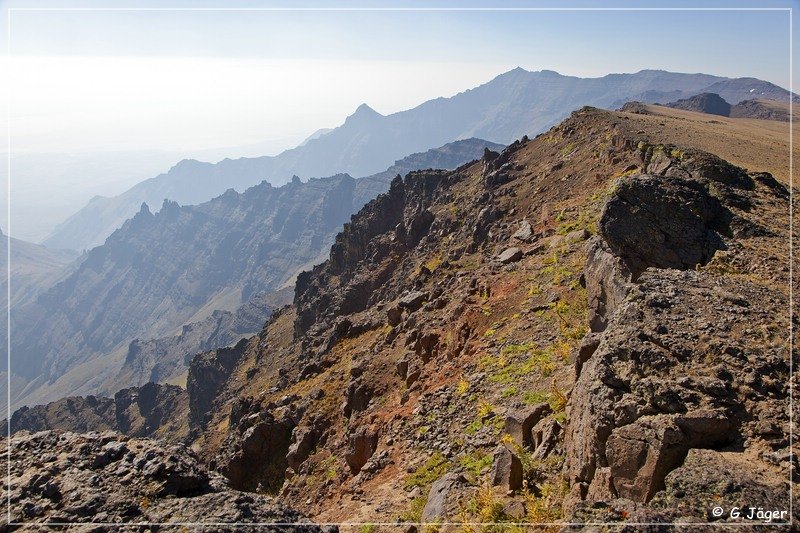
[600,173,730,276]
[7,382,189,443]
[664,92,732,116]
[730,98,791,121]
[3,430,325,531]
[187,339,249,431]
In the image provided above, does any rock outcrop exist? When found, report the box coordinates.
[3,430,326,531]
[7,382,189,442]
[730,98,791,121]
[565,144,793,521]
[187,339,249,431]
[664,92,732,116]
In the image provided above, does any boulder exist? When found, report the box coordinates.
[504,403,552,447]
[497,247,523,264]
[344,426,379,474]
[399,291,427,312]
[421,472,468,522]
[490,445,523,491]
[286,425,319,472]
[530,418,561,460]
[387,305,403,326]
[511,220,534,242]
[600,174,730,277]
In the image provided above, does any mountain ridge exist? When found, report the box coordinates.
[42,68,795,252]
[9,138,503,409]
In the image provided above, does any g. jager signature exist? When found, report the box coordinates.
[727,507,788,522]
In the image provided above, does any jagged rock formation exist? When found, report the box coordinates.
[10,139,500,411]
[8,382,190,442]
[3,430,326,531]
[179,106,794,526]
[664,92,732,116]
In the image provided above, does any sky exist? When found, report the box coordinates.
[0,0,795,240]
[0,0,794,156]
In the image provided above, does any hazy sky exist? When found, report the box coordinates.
[1,0,793,158]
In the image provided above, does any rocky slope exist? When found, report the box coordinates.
[108,288,292,391]
[44,69,792,252]
[180,106,795,527]
[10,139,499,410]
[731,98,791,121]
[3,430,327,531]
[8,382,190,443]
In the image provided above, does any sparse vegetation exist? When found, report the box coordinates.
[459,449,493,479]
[401,496,428,523]
[405,452,450,489]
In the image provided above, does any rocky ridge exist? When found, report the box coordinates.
[8,106,795,528]
[181,106,795,526]
[8,382,190,443]
[10,138,500,411]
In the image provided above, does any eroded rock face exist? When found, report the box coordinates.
[566,269,788,506]
[566,150,790,513]
[216,399,296,492]
[187,338,249,431]
[3,430,325,531]
[7,383,189,443]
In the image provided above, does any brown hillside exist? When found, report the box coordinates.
[183,106,794,528]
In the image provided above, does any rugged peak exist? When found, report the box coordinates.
[345,103,382,124]
[160,198,180,213]
[138,202,151,215]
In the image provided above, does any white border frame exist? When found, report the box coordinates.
[3,4,794,529]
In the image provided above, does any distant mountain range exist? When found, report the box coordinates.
[42,68,795,252]
[8,138,502,409]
